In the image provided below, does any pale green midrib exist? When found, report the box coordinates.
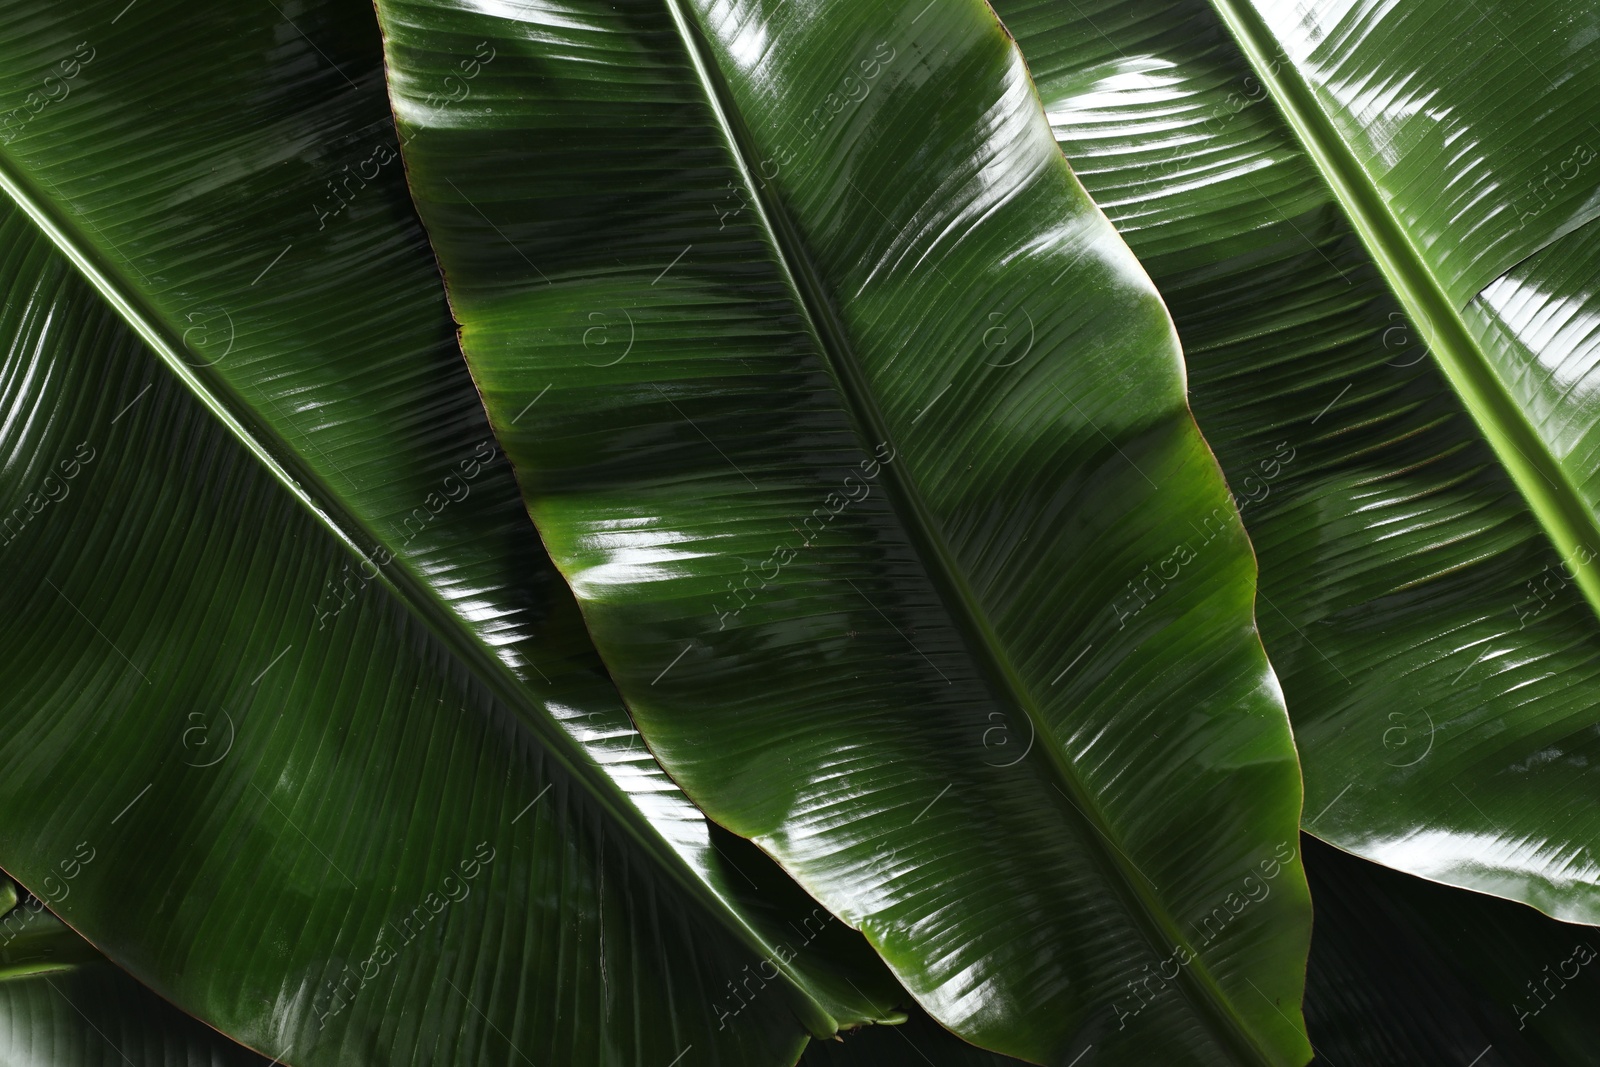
[1205,0,1600,625]
[661,4,1281,1063]
[0,151,840,1037]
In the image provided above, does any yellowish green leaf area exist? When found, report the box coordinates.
[996,0,1600,925]
[378,0,1310,1063]
[0,1,903,1065]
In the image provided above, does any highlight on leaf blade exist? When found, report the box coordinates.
[375,0,1311,1062]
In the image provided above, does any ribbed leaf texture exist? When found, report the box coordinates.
[997,0,1600,925]
[376,0,1312,1063]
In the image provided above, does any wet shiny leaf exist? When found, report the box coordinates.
[0,0,900,1062]
[377,0,1311,1062]
[999,0,1600,925]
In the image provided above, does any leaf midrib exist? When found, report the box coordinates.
[660,2,1282,1062]
[1205,0,1600,625]
[0,147,839,1037]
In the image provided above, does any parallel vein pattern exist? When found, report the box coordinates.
[0,0,902,1059]
[995,0,1600,925]
[378,0,1311,1063]
[0,203,815,1066]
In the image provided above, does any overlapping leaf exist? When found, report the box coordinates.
[994,0,1600,922]
[0,195,838,1066]
[376,0,1311,1062]
[0,878,273,1067]
[0,0,902,1061]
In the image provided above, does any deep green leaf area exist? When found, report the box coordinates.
[0,882,274,1067]
[0,0,902,1042]
[999,0,1600,923]
[379,0,1310,1063]
[0,967,273,1067]
[0,206,818,1066]
[0,0,561,681]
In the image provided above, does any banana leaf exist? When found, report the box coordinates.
[376,0,1312,1063]
[993,0,1600,924]
[802,1006,1027,1066]
[798,839,1600,1066]
[0,0,901,1061]
[0,879,272,1066]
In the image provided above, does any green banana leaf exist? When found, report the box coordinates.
[993,0,1600,924]
[0,966,270,1067]
[0,879,272,1066]
[795,837,1600,1066]
[0,0,903,1061]
[802,1006,1027,1066]
[0,193,837,1065]
[376,0,1311,1062]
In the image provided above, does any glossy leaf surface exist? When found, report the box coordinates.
[800,843,1600,1067]
[0,882,272,1067]
[0,966,270,1067]
[0,198,834,1065]
[996,0,1600,924]
[378,0,1311,1063]
[0,0,901,1060]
